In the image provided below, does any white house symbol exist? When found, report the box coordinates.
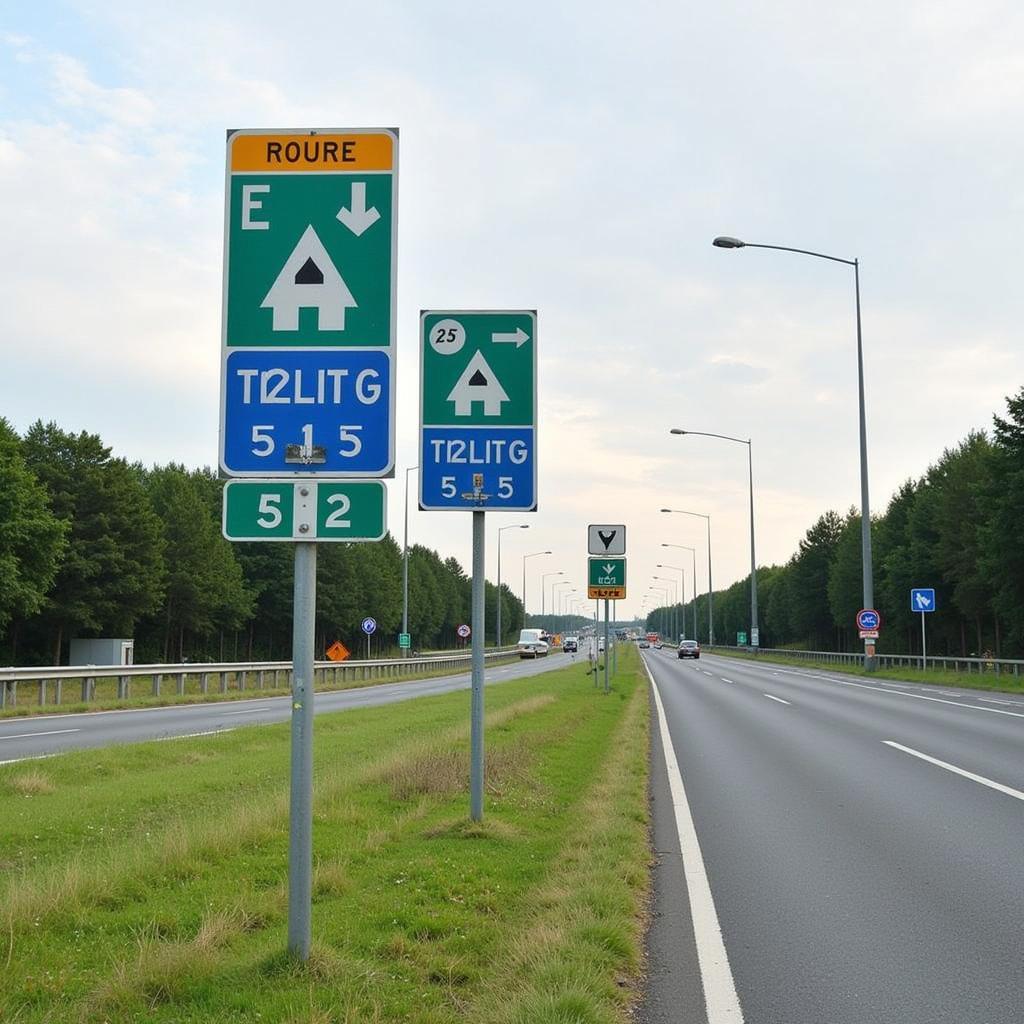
[447,351,509,416]
[261,225,356,331]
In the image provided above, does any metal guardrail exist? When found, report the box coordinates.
[0,648,517,710]
[707,645,1024,678]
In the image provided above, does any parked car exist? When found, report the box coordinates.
[678,640,701,659]
[563,636,579,652]
[517,628,550,659]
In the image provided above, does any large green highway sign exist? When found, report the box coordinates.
[220,129,397,479]
[222,480,386,542]
[419,310,537,511]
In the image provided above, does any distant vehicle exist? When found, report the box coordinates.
[517,628,549,659]
[597,636,606,653]
[678,640,701,660]
[563,636,579,652]
[646,632,660,647]
[638,638,650,649]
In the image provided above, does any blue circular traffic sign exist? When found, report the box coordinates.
[856,608,881,631]
[361,617,377,636]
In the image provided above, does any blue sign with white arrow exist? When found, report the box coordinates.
[910,588,936,612]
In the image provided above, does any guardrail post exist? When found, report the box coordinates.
[1,680,6,708]
[119,675,129,699]
[55,679,62,705]
[177,672,186,695]
[201,672,209,695]
[153,674,162,697]
[38,680,46,706]
[219,672,228,694]
[258,670,264,690]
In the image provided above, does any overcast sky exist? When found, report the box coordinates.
[3,1,1023,622]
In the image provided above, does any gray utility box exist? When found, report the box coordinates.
[68,638,134,667]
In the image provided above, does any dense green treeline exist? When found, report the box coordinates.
[0,420,524,666]
[647,389,1024,658]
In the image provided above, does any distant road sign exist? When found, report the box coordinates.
[588,557,626,600]
[220,128,398,478]
[737,631,747,645]
[325,640,350,662]
[588,524,626,556]
[419,310,537,511]
[856,608,881,631]
[457,623,471,639]
[398,632,411,648]
[222,480,386,542]
[361,617,377,636]
[859,630,880,639]
[911,588,936,612]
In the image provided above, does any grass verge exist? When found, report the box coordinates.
[707,647,1024,695]
[0,656,519,720]
[0,646,649,1023]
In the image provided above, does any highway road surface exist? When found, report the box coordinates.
[0,651,573,763]
[639,648,1024,1024]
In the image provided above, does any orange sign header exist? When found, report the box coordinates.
[230,131,395,173]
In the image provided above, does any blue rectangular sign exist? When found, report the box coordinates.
[221,348,392,476]
[420,426,536,510]
[911,588,936,612]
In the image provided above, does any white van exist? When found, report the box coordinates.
[516,628,550,658]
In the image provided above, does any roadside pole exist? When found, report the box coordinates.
[612,599,618,677]
[921,611,927,672]
[470,511,485,821]
[287,542,316,959]
[604,598,610,693]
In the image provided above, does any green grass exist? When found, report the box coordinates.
[0,647,650,1023]
[0,657,519,720]
[708,646,1024,694]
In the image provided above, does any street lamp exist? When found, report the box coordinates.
[497,524,529,647]
[657,563,686,640]
[662,543,698,641]
[402,465,419,658]
[653,575,677,642]
[714,233,874,670]
[522,550,551,623]
[551,579,571,621]
[541,571,564,619]
[648,584,670,639]
[672,429,758,647]
[661,509,714,645]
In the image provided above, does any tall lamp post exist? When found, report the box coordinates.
[541,570,564,621]
[402,465,419,658]
[661,509,714,645]
[672,429,758,647]
[522,550,551,625]
[657,564,686,640]
[653,576,678,644]
[497,524,529,648]
[714,233,874,670]
[661,543,698,641]
[648,585,670,638]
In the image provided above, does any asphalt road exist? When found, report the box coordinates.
[0,651,574,763]
[639,648,1024,1024]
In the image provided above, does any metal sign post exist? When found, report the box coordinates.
[419,310,537,822]
[219,128,399,963]
[470,511,485,821]
[604,599,610,693]
[910,589,936,671]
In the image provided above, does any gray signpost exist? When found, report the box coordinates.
[220,128,398,961]
[419,310,537,821]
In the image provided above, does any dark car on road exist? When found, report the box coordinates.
[677,640,701,659]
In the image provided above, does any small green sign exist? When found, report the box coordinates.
[223,480,385,542]
[398,633,411,648]
[737,631,747,646]
[588,558,626,588]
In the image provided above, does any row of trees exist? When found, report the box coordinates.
[0,420,525,666]
[647,388,1024,658]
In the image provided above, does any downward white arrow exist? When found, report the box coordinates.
[492,328,530,348]
[336,182,380,236]
[603,563,616,574]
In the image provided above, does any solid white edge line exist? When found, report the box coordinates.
[644,656,744,1023]
[883,741,1024,803]
[155,728,237,741]
[762,694,790,705]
